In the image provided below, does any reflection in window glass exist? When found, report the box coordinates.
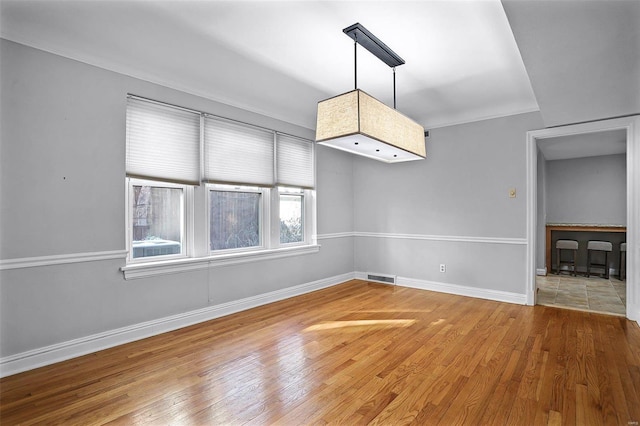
[132,185,183,258]
[210,190,261,251]
[280,193,303,244]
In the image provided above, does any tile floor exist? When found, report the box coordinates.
[536,273,626,316]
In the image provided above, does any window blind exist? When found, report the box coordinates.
[126,97,201,185]
[204,116,275,186]
[276,134,315,189]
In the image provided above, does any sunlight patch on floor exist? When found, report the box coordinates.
[303,319,416,332]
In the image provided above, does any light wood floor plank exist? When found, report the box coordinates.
[2,279,640,425]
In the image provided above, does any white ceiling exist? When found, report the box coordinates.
[538,129,627,161]
[502,0,640,128]
[0,0,540,131]
[2,0,638,166]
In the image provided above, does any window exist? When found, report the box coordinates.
[279,187,304,244]
[209,185,265,252]
[125,96,200,263]
[124,95,317,273]
[129,180,186,260]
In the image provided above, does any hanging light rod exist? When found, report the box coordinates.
[315,22,425,163]
[343,23,405,68]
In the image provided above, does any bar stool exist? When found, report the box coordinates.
[587,240,612,279]
[556,239,578,276]
[620,242,626,280]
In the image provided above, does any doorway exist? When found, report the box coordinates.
[538,131,626,315]
[525,116,640,322]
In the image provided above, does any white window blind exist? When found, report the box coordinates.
[126,97,201,185]
[276,134,315,188]
[204,116,275,186]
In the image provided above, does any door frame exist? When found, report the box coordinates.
[525,115,640,322]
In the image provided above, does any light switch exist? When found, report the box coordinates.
[509,188,516,198]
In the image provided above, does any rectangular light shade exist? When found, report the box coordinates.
[316,90,426,163]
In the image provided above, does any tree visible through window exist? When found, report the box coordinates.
[210,190,261,251]
[280,192,303,244]
[132,185,183,258]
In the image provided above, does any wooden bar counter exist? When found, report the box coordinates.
[545,223,626,275]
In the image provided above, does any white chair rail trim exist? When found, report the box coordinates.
[315,232,355,240]
[0,233,524,272]
[0,250,128,270]
[0,246,321,277]
[354,232,527,245]
[121,244,321,280]
[316,231,527,245]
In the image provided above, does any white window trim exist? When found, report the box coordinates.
[121,182,319,280]
[123,96,319,279]
[277,187,312,248]
[125,178,193,264]
[121,244,321,280]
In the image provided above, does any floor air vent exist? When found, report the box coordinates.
[366,273,396,285]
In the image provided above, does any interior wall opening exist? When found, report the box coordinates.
[525,115,640,323]
[536,130,627,315]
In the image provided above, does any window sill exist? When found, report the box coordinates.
[121,244,321,280]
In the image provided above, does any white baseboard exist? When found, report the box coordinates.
[627,304,640,323]
[0,271,355,378]
[356,271,526,305]
[536,268,547,276]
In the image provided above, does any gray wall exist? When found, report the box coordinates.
[0,38,550,363]
[545,153,627,272]
[545,154,626,225]
[0,40,354,357]
[353,112,544,294]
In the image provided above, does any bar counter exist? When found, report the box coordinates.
[545,223,626,275]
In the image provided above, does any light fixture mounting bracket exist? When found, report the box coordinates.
[343,23,405,68]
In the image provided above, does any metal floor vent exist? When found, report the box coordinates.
[366,273,396,285]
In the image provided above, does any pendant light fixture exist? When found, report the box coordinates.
[316,23,426,163]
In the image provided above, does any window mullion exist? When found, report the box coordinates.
[305,189,316,245]
[184,185,195,258]
[192,114,209,258]
[268,187,279,249]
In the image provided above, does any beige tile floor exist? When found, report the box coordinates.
[536,273,626,316]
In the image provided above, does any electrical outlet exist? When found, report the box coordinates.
[439,264,446,273]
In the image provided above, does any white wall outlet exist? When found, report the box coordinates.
[439,264,446,273]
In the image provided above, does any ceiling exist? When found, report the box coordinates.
[502,0,640,128]
[1,0,539,131]
[538,129,627,161]
[1,0,638,137]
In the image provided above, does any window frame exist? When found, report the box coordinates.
[123,96,318,277]
[125,177,194,264]
[207,183,269,255]
[277,186,309,247]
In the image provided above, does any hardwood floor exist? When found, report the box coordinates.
[1,279,640,425]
